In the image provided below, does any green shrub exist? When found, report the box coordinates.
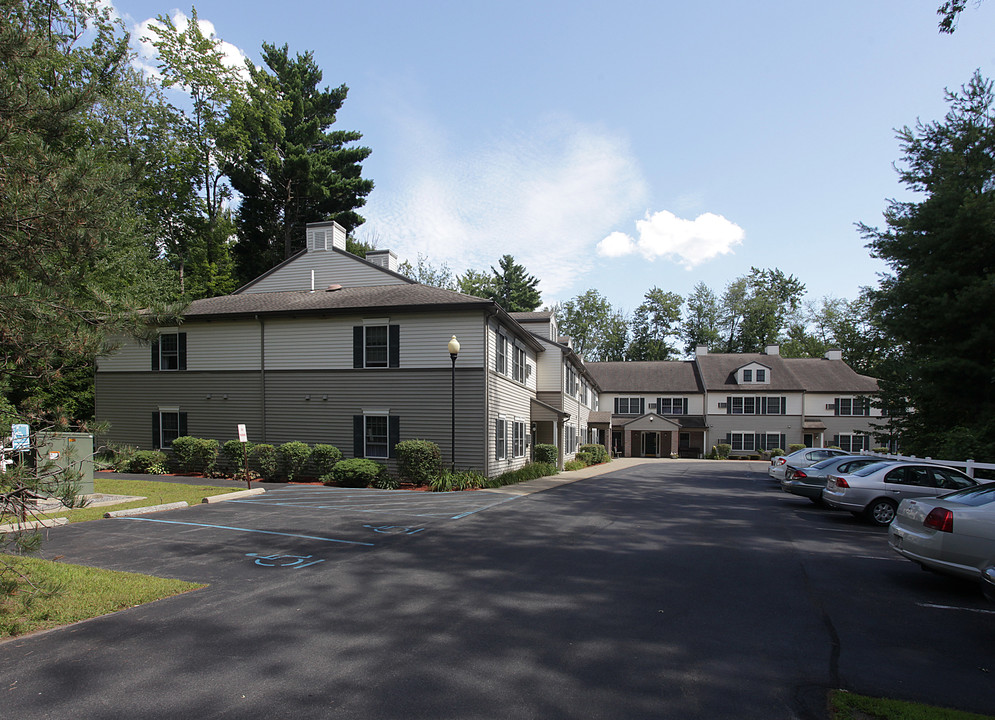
[579,444,610,464]
[716,443,731,459]
[872,447,889,454]
[103,444,136,472]
[279,441,312,482]
[564,459,586,471]
[395,439,442,486]
[789,443,806,452]
[170,436,219,474]
[769,448,785,458]
[329,458,385,488]
[533,444,557,465]
[311,444,343,475]
[128,450,168,474]
[221,439,253,475]
[252,444,279,481]
[430,468,487,491]
[575,451,593,466]
[485,462,557,488]
[371,472,400,490]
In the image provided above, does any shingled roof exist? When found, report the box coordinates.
[586,361,702,393]
[695,353,878,393]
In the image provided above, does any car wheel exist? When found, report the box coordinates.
[865,498,898,526]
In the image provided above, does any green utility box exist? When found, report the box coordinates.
[35,432,94,495]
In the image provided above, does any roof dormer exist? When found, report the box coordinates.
[737,362,771,385]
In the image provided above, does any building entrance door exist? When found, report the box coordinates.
[643,432,659,457]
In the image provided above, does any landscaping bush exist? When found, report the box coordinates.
[769,448,785,458]
[279,441,312,482]
[430,468,487,492]
[371,472,400,490]
[716,443,731,459]
[102,444,136,472]
[533,444,557,465]
[328,458,385,488]
[252,444,279,481]
[872,447,890,454]
[579,444,610,464]
[128,450,168,474]
[395,439,442,486]
[311,444,343,475]
[575,452,593,466]
[564,459,586,471]
[789,443,806,452]
[170,436,219,474]
[485,462,558,488]
[221,439,253,475]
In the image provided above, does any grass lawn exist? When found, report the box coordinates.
[0,555,204,638]
[0,477,236,639]
[51,477,243,523]
[831,690,995,720]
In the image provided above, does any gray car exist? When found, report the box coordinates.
[780,455,884,503]
[823,461,978,526]
[767,447,849,481]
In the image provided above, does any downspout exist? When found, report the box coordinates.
[257,315,266,443]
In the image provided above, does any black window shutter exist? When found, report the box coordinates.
[614,398,619,414]
[178,333,187,370]
[726,397,732,415]
[755,434,762,451]
[639,398,645,414]
[151,340,160,371]
[389,325,400,368]
[389,416,400,458]
[353,327,364,368]
[683,398,688,414]
[179,412,188,437]
[760,397,767,415]
[780,434,786,450]
[152,413,160,448]
[353,416,364,457]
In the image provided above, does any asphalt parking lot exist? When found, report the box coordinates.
[2,460,993,720]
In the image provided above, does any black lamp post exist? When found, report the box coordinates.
[448,335,460,470]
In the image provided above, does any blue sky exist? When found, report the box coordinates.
[109,0,995,315]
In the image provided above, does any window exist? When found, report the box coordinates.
[566,425,577,454]
[833,434,868,453]
[152,332,186,371]
[836,398,869,416]
[657,398,687,415]
[740,366,769,384]
[615,397,644,415]
[743,369,753,382]
[729,432,784,452]
[353,325,400,368]
[581,381,588,405]
[730,397,756,414]
[730,432,756,451]
[495,418,507,460]
[513,421,526,458]
[153,409,186,448]
[756,369,766,382]
[766,396,782,415]
[495,334,508,374]
[353,414,398,459]
[727,396,786,415]
[512,345,527,383]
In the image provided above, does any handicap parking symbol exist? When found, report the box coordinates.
[245,552,325,569]
[363,524,425,535]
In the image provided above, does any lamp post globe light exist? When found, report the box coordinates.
[448,335,460,470]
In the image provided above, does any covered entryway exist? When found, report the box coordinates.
[617,414,681,458]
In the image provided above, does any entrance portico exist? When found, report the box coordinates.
[615,414,681,458]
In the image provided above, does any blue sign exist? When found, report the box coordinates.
[11,424,29,451]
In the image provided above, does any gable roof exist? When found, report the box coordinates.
[586,361,702,393]
[695,353,878,393]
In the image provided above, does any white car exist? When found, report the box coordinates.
[889,483,995,595]
[767,448,848,481]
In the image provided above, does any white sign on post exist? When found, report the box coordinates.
[237,424,248,443]
[11,424,29,451]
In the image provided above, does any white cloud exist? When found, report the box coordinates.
[597,210,744,268]
[362,116,648,297]
[129,10,251,81]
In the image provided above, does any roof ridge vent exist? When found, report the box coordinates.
[326,284,342,292]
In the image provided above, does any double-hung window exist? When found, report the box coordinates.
[153,408,186,448]
[833,434,867,453]
[495,418,508,460]
[353,324,400,368]
[365,415,389,458]
[836,398,869,416]
[353,413,399,459]
[152,332,187,371]
[658,397,687,415]
[495,334,508,374]
[513,421,526,458]
[615,397,644,415]
[512,346,527,383]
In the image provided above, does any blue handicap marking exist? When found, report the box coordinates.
[245,552,325,569]
[363,524,425,535]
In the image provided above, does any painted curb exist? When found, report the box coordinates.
[0,517,69,533]
[104,501,189,518]
[201,488,266,503]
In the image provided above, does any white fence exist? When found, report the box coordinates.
[865,451,995,479]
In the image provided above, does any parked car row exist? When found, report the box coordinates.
[770,448,995,600]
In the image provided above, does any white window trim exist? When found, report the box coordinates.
[362,410,391,459]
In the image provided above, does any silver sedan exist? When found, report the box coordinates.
[822,461,979,526]
[780,455,883,503]
[889,483,995,596]
[768,448,849,481]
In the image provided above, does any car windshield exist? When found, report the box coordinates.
[852,462,892,477]
[937,482,995,506]
[812,455,863,470]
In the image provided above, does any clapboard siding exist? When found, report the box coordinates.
[485,321,537,392]
[534,342,562,393]
[97,322,262,373]
[263,369,486,470]
[264,312,485,370]
[241,250,410,293]
[487,370,534,475]
[96,335,151,372]
[95,372,264,448]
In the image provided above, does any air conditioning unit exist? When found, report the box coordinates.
[826,403,836,410]
[717,402,727,409]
